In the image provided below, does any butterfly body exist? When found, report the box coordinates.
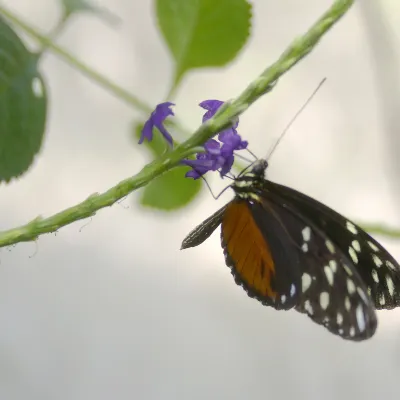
[181,160,400,341]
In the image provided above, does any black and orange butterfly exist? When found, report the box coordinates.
[181,159,400,341]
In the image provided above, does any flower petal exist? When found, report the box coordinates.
[183,157,214,179]
[218,129,238,144]
[199,99,224,122]
[154,102,175,120]
[219,131,248,158]
[138,118,155,144]
[185,169,203,179]
[204,139,221,155]
[220,154,234,176]
[156,124,174,146]
[139,102,175,145]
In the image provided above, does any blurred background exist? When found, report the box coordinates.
[1,0,400,399]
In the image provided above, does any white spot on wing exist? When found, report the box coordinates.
[345,297,351,311]
[346,221,358,234]
[302,227,311,242]
[329,260,337,273]
[348,247,358,264]
[371,269,379,284]
[379,293,385,306]
[325,240,335,254]
[304,300,313,315]
[386,275,395,297]
[337,312,343,325]
[281,295,286,304]
[356,304,366,332]
[301,243,308,253]
[368,241,379,252]
[352,240,361,252]
[372,254,383,268]
[346,279,356,295]
[324,266,334,286]
[302,273,312,293]
[343,264,353,276]
[290,284,296,297]
[349,326,356,337]
[386,261,397,271]
[320,292,330,310]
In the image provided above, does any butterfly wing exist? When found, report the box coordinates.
[181,205,227,249]
[253,191,377,341]
[221,199,302,310]
[265,180,400,310]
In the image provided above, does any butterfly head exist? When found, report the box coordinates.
[250,159,269,177]
[232,159,269,199]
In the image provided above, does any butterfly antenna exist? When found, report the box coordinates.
[234,152,254,164]
[266,77,327,160]
[246,148,258,160]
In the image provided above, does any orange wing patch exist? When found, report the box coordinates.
[221,200,276,299]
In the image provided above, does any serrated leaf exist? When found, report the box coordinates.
[60,0,121,26]
[0,17,47,183]
[141,166,202,211]
[156,0,252,86]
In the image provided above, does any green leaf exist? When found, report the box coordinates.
[156,0,252,86]
[133,121,203,211]
[0,17,47,183]
[141,166,202,211]
[60,0,121,26]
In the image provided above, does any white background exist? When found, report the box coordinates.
[1,0,400,399]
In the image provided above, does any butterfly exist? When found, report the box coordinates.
[181,159,400,341]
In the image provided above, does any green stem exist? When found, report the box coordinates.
[35,15,69,58]
[0,4,152,114]
[0,147,198,247]
[359,224,400,239]
[0,4,193,135]
[0,0,355,248]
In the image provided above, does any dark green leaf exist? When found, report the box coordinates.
[156,0,252,86]
[0,17,47,182]
[141,166,202,211]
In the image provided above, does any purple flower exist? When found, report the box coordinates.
[183,139,224,179]
[139,100,249,180]
[184,154,217,179]
[181,100,248,179]
[199,99,239,137]
[139,102,175,145]
[199,100,225,123]
[183,130,248,179]
[219,129,248,158]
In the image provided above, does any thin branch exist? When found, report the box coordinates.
[360,223,400,239]
[0,4,193,136]
[0,0,355,248]
[0,4,151,114]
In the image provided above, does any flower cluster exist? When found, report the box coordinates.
[138,100,248,179]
